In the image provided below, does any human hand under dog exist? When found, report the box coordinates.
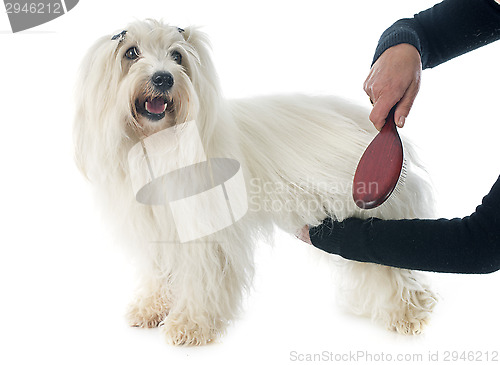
[296,225,312,245]
[363,43,422,131]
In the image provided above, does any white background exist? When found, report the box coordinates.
[1,1,499,364]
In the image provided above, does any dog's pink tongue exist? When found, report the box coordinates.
[146,97,166,114]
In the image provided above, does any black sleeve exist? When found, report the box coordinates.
[372,0,500,69]
[309,175,500,274]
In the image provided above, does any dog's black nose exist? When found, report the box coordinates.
[152,72,174,91]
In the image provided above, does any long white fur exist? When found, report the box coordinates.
[74,20,437,346]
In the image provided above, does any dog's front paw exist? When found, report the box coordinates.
[389,286,438,335]
[391,316,430,335]
[126,294,169,328]
[160,314,222,346]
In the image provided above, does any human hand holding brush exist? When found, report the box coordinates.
[352,44,422,209]
[363,43,422,131]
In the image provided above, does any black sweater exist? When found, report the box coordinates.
[310,0,500,274]
[372,0,500,69]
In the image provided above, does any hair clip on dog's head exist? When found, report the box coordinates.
[111,30,127,42]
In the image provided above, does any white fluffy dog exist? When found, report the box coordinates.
[74,20,437,346]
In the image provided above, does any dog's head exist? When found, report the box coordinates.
[109,22,200,135]
[74,20,220,181]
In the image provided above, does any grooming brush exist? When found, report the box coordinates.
[352,107,406,209]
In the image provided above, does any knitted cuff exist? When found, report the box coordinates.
[309,217,343,255]
[371,19,423,66]
[309,217,379,264]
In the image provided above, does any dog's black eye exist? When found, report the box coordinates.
[125,46,140,60]
[171,51,182,65]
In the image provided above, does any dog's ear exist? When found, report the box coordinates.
[177,26,222,143]
[178,26,217,80]
[178,26,212,58]
[74,35,125,180]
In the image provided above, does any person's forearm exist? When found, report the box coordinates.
[372,0,500,69]
[309,175,500,274]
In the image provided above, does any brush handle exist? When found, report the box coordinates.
[381,106,397,133]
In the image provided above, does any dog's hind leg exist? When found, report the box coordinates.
[335,260,438,335]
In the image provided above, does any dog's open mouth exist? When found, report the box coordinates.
[135,95,174,121]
